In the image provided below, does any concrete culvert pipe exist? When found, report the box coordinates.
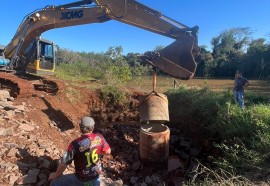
[139,92,169,123]
[140,123,170,170]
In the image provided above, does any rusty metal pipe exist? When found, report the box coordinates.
[138,92,169,123]
[140,123,170,170]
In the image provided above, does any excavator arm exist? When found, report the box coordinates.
[4,0,200,79]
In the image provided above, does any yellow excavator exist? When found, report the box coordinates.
[1,0,199,79]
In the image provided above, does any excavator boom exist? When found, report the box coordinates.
[4,0,199,79]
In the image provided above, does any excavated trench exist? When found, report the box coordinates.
[84,90,198,184]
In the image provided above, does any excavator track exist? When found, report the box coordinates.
[0,72,65,98]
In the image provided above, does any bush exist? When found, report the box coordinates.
[55,62,104,81]
[166,86,270,182]
[99,85,128,108]
[165,86,230,136]
[104,64,132,85]
[245,92,270,105]
[55,61,132,85]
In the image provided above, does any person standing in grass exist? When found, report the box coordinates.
[233,70,250,109]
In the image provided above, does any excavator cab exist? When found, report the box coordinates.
[23,37,56,75]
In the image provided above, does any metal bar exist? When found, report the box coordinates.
[56,0,93,8]
[153,67,157,92]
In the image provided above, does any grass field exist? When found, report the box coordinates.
[127,76,270,95]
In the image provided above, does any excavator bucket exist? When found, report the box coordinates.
[144,35,200,80]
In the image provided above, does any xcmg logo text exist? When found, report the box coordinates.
[60,10,83,20]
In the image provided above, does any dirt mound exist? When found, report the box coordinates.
[0,79,143,185]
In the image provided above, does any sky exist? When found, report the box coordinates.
[0,0,270,54]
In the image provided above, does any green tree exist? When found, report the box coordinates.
[153,45,164,52]
[244,38,270,79]
[195,45,214,78]
[57,48,83,64]
[105,46,123,60]
[125,52,151,77]
[103,46,132,84]
[211,27,252,77]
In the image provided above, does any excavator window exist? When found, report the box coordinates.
[39,42,53,59]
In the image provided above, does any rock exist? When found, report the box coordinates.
[145,176,152,184]
[0,127,14,136]
[157,182,166,186]
[7,97,15,101]
[134,182,142,186]
[0,162,18,171]
[189,147,201,156]
[130,176,139,184]
[22,168,40,184]
[16,149,28,158]
[151,174,163,184]
[5,110,15,117]
[18,124,35,132]
[141,182,147,186]
[131,150,140,162]
[180,139,191,148]
[108,179,124,186]
[131,160,142,172]
[38,143,49,149]
[7,148,18,157]
[170,135,181,144]
[17,161,37,169]
[40,158,52,169]
[35,148,45,156]
[3,142,18,149]
[15,105,25,112]
[8,174,19,185]
[38,172,48,180]
[0,146,8,156]
[100,175,114,185]
[37,178,47,186]
[174,149,189,161]
[168,155,185,172]
[0,91,9,97]
[27,134,37,142]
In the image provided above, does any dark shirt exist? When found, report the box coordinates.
[234,77,248,92]
[61,133,110,181]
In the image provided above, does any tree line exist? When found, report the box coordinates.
[197,27,270,79]
[57,27,270,80]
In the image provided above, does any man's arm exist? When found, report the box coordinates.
[101,136,111,155]
[49,144,74,181]
[245,81,250,87]
[103,147,111,155]
[48,163,67,180]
